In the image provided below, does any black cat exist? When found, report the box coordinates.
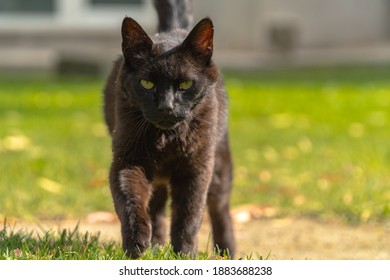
[104,0,235,258]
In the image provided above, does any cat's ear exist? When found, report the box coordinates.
[121,17,153,67]
[182,18,214,63]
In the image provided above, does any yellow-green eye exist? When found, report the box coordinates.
[140,80,155,90]
[179,80,193,90]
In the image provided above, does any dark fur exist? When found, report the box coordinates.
[103,4,235,258]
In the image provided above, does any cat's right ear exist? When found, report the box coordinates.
[182,18,214,64]
[121,17,153,68]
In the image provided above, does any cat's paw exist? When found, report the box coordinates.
[122,226,151,259]
[124,238,150,259]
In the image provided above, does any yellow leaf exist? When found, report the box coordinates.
[360,209,372,222]
[37,177,62,194]
[269,113,293,129]
[3,135,31,151]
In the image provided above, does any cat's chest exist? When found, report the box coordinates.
[154,131,189,154]
[151,133,189,179]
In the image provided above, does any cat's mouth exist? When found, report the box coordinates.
[147,114,185,130]
[155,118,182,130]
[144,111,186,130]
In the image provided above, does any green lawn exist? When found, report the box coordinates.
[1,66,390,226]
[0,78,112,220]
[227,67,390,224]
[0,223,231,260]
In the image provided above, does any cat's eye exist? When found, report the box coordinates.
[140,79,155,90]
[179,80,193,90]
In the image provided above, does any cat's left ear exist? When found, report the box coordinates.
[182,18,214,63]
[121,17,153,68]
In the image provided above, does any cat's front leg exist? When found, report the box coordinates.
[110,166,153,258]
[169,168,212,256]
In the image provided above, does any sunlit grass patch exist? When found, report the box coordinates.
[0,79,112,220]
[0,223,126,260]
[0,222,232,260]
[226,67,390,223]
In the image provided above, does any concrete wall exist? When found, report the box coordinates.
[260,0,390,48]
[1,0,390,73]
[193,0,390,50]
[2,0,389,49]
[193,0,261,50]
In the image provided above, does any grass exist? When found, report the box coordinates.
[0,222,125,260]
[1,65,390,258]
[0,222,231,260]
[0,78,112,220]
[226,67,390,223]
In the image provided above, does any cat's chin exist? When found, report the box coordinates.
[154,119,182,130]
[147,114,186,130]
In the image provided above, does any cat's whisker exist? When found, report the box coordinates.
[182,120,192,134]
[119,117,148,166]
[192,114,213,126]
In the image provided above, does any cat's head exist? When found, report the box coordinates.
[119,17,217,130]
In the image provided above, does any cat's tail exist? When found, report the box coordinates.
[153,0,193,33]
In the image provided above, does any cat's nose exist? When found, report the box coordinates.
[158,101,174,113]
[158,96,174,113]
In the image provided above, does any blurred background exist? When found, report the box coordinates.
[1,0,390,75]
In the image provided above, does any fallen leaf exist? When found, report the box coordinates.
[232,204,278,224]
[37,177,62,194]
[85,211,118,223]
[3,134,31,151]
